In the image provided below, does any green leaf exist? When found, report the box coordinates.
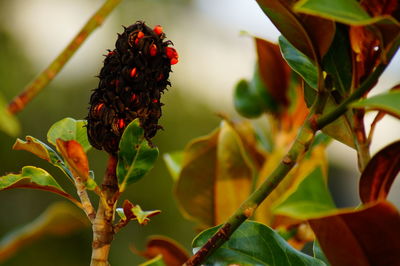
[13,136,73,180]
[279,36,318,89]
[192,221,325,266]
[117,119,159,192]
[139,255,166,266]
[0,92,20,137]
[234,79,264,118]
[251,66,279,112]
[313,241,330,265]
[163,151,184,182]
[294,0,375,25]
[0,166,76,202]
[322,26,352,96]
[47,117,91,152]
[351,91,400,119]
[0,202,89,262]
[273,167,336,220]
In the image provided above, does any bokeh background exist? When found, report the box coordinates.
[0,0,399,265]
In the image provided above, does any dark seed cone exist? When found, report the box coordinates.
[87,21,178,154]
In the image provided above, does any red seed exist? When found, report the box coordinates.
[107,51,114,56]
[153,25,163,35]
[150,44,157,56]
[115,79,120,88]
[137,31,144,39]
[165,47,178,59]
[131,93,137,102]
[170,58,179,65]
[152,99,158,103]
[118,119,125,129]
[95,103,104,112]
[130,68,137,77]
[157,73,164,81]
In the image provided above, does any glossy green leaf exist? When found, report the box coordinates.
[139,255,166,266]
[192,221,325,266]
[323,26,352,96]
[279,36,318,89]
[0,202,89,262]
[0,93,20,137]
[294,0,376,25]
[359,141,400,203]
[13,136,73,180]
[309,201,400,266]
[163,151,184,181]
[351,91,400,119]
[273,167,335,220]
[117,119,159,192]
[47,117,91,152]
[234,79,264,118]
[251,66,279,113]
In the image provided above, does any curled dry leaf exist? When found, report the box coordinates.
[56,139,89,180]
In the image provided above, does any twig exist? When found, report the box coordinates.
[7,0,122,114]
[184,37,400,265]
[74,176,96,223]
[91,155,119,266]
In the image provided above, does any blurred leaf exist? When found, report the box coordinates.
[133,236,189,266]
[192,221,325,265]
[139,255,166,266]
[255,38,291,107]
[351,91,400,119]
[251,66,279,113]
[321,95,355,148]
[279,36,318,89]
[322,26,353,96]
[234,79,264,118]
[47,117,91,152]
[313,241,330,265]
[0,201,89,263]
[175,122,252,227]
[163,151,184,181]
[359,140,400,203]
[273,167,336,219]
[309,201,400,266]
[294,0,375,25]
[255,0,315,60]
[120,199,161,225]
[117,119,159,192]
[13,136,73,180]
[0,166,76,203]
[0,93,20,137]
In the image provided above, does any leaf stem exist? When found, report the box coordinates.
[7,0,122,114]
[91,155,119,266]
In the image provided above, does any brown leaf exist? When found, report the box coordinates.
[309,201,400,266]
[56,139,89,179]
[255,38,291,106]
[359,141,400,203]
[360,0,398,16]
[133,236,189,266]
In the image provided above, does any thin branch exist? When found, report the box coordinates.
[7,0,122,114]
[184,37,400,265]
[91,155,119,266]
[74,176,96,223]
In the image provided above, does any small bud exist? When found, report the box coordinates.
[153,25,163,35]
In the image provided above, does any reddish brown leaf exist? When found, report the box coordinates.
[255,38,291,106]
[360,0,398,16]
[56,139,89,179]
[359,141,400,203]
[133,236,189,266]
[309,201,400,266]
[123,199,135,220]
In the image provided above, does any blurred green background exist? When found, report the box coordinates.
[0,0,399,265]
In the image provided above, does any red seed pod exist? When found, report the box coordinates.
[170,58,178,65]
[137,31,144,39]
[130,67,137,77]
[153,25,163,35]
[165,47,178,60]
[149,44,157,56]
